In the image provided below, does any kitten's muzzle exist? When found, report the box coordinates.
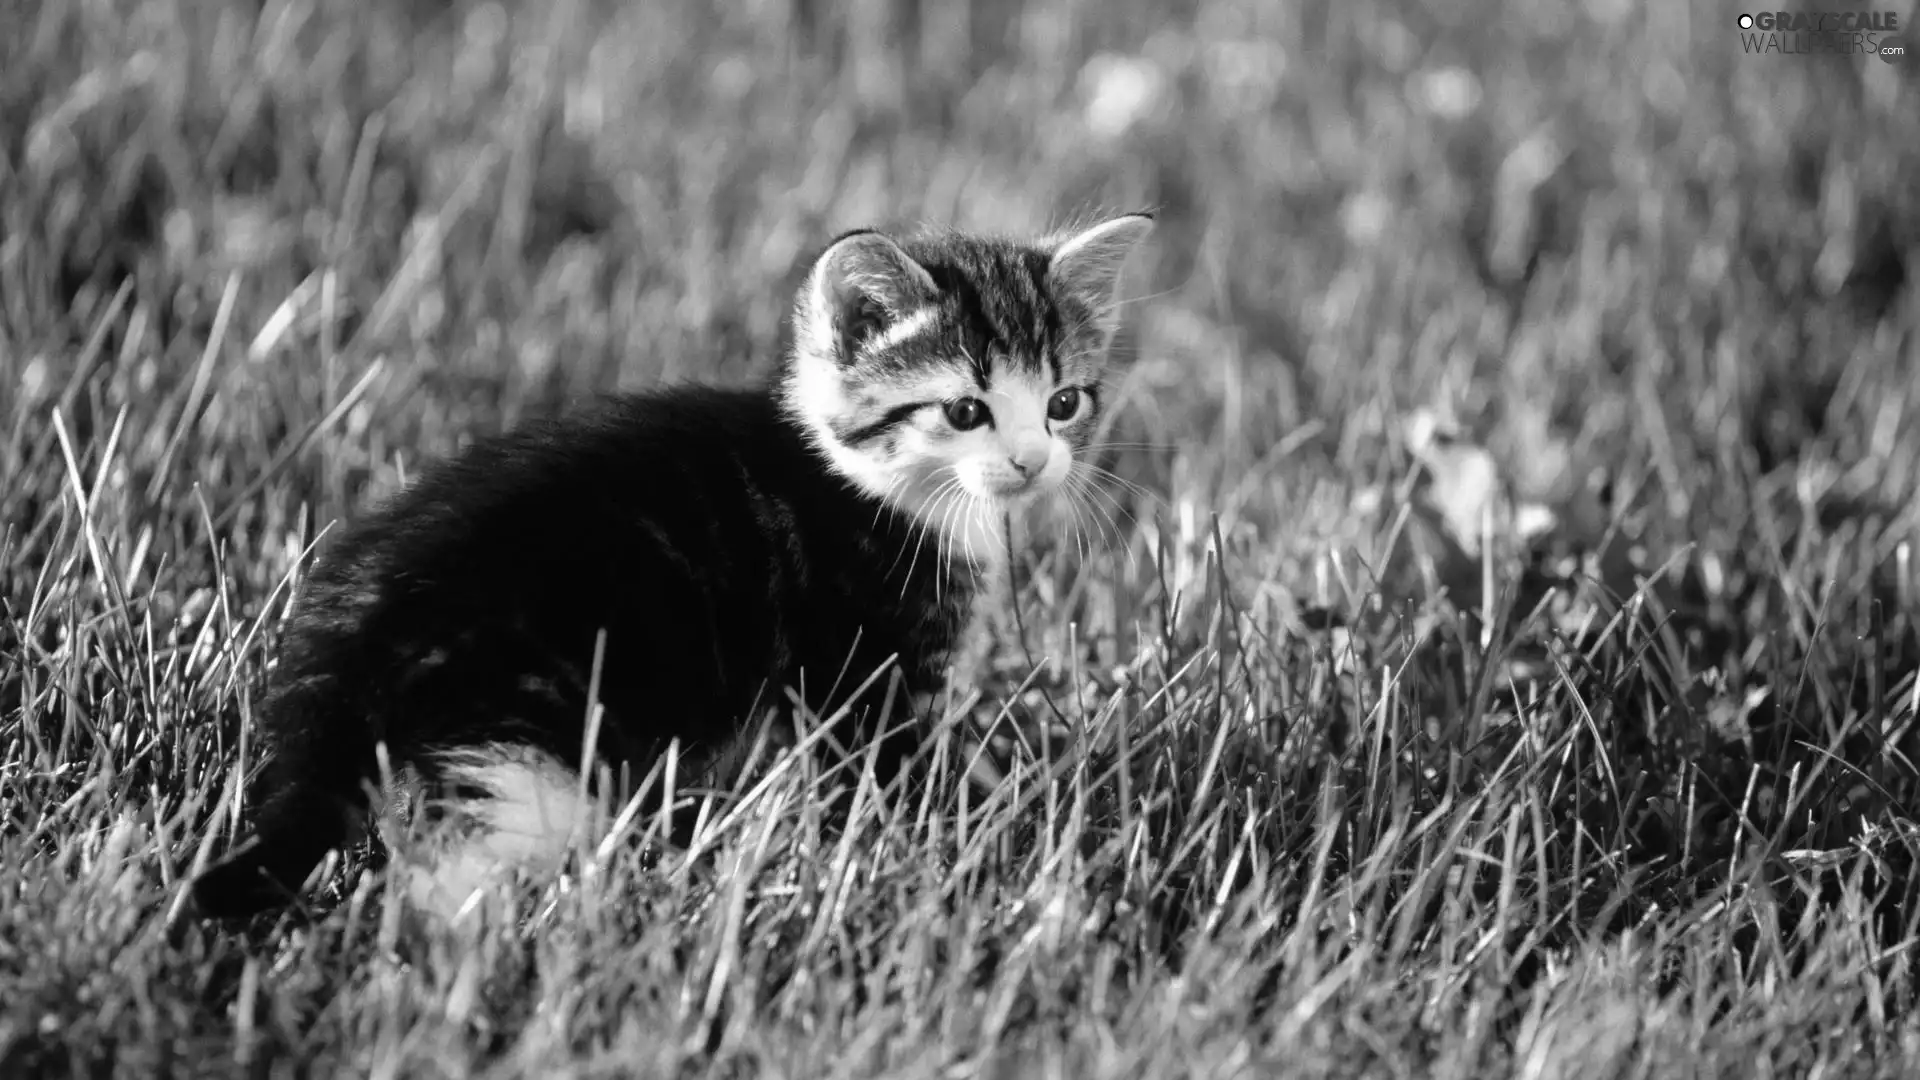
[964,444,1055,499]
[969,468,1040,499]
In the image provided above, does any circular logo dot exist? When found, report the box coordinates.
[1880,34,1908,65]
[1737,13,1754,29]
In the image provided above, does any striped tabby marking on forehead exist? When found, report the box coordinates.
[780,215,1153,569]
[866,307,940,354]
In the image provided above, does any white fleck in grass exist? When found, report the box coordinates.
[384,745,593,926]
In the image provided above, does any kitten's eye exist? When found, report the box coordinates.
[1046,388,1082,422]
[944,398,990,430]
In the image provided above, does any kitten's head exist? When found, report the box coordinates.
[780,214,1153,550]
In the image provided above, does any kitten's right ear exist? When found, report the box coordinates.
[803,230,939,366]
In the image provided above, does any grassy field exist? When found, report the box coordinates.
[4,0,1920,1075]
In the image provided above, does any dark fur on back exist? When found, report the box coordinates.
[193,388,972,916]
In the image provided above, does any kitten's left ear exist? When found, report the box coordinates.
[1047,212,1155,336]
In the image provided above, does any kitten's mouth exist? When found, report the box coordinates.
[983,477,1058,505]
[943,467,1061,507]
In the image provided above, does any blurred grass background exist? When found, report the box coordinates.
[10,0,1914,530]
[4,0,1920,1075]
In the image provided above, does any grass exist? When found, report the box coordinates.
[3,0,1920,1074]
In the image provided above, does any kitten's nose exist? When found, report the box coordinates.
[1009,444,1049,478]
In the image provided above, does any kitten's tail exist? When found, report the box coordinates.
[190,671,376,919]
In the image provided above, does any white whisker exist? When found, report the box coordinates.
[1065,464,1141,574]
[936,485,971,602]
[1059,483,1092,566]
[896,473,962,596]
[1080,460,1160,505]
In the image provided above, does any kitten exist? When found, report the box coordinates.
[190,213,1154,917]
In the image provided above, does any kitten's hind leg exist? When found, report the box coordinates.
[192,664,384,918]
[190,789,364,918]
